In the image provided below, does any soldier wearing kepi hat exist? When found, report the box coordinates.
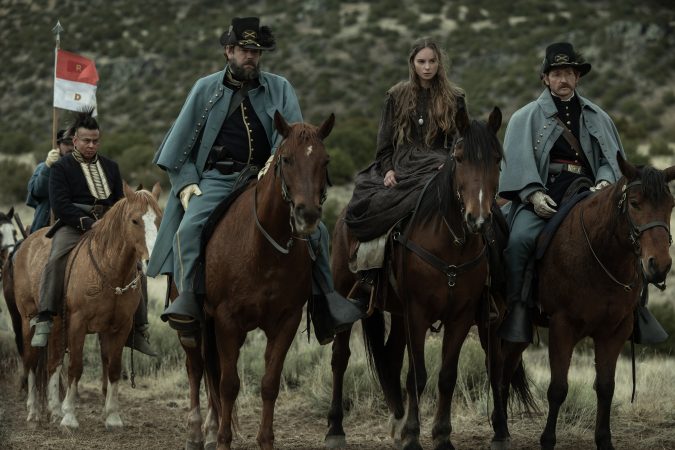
[148,16,365,347]
[497,42,666,345]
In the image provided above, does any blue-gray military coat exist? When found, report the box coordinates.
[498,89,625,224]
[147,66,302,277]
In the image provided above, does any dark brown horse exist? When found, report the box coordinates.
[326,108,533,450]
[499,157,675,450]
[8,183,162,427]
[0,207,18,273]
[185,112,334,450]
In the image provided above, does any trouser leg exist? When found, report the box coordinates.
[38,226,82,317]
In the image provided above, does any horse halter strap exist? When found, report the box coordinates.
[86,240,141,295]
[618,180,673,251]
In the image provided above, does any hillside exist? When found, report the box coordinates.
[1,0,674,200]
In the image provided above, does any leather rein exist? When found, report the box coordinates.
[253,150,329,255]
[580,179,672,292]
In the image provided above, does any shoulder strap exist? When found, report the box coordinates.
[553,116,581,154]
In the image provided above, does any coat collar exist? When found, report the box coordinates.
[536,88,597,118]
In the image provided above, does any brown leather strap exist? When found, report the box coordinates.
[553,116,591,169]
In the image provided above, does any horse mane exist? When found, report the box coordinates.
[89,190,159,251]
[639,165,671,204]
[416,118,503,222]
[278,123,324,155]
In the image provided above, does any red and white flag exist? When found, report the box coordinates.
[53,49,99,114]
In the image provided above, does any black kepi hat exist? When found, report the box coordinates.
[219,17,275,51]
[541,42,591,77]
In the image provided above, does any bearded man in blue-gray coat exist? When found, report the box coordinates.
[147,16,364,347]
[497,42,665,344]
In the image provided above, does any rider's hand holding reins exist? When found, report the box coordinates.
[384,169,397,187]
[529,190,557,218]
[179,184,202,210]
[45,149,60,167]
[590,180,610,192]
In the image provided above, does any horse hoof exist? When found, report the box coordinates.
[60,413,79,429]
[105,413,124,430]
[203,441,217,450]
[325,434,346,449]
[491,438,511,450]
[185,440,204,450]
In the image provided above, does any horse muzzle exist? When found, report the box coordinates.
[642,256,672,284]
[291,203,321,234]
[465,211,490,234]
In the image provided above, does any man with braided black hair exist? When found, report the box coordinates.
[31,110,155,356]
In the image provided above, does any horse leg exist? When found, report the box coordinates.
[183,341,205,450]
[432,317,473,450]
[592,332,627,450]
[203,401,219,450]
[47,328,66,422]
[22,321,40,422]
[325,327,352,449]
[257,314,302,450]
[540,319,578,449]
[383,314,407,445]
[400,309,428,450]
[60,321,86,430]
[100,331,128,430]
[215,317,245,450]
[99,333,110,397]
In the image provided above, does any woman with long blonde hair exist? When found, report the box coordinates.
[345,37,466,241]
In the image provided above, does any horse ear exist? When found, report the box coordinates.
[455,107,470,135]
[487,107,502,134]
[7,206,14,219]
[274,110,291,138]
[664,165,675,183]
[123,181,135,199]
[151,182,162,200]
[617,152,639,180]
[317,113,335,140]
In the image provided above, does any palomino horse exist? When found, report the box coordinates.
[184,111,333,450]
[326,108,532,450]
[8,183,162,428]
[499,156,674,449]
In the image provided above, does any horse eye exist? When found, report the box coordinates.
[282,156,292,165]
[630,201,640,209]
[132,219,140,225]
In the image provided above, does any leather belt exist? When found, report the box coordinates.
[549,162,585,175]
[73,203,109,219]
[205,158,249,175]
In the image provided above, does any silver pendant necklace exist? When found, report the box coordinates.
[418,114,424,126]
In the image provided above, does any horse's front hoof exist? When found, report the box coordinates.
[325,434,346,449]
[60,413,79,430]
[105,413,124,430]
[185,440,204,450]
[491,437,511,450]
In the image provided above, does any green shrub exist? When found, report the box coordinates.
[327,147,356,185]
[0,132,34,156]
[649,139,672,156]
[0,160,33,204]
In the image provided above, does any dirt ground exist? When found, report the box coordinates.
[1,367,674,450]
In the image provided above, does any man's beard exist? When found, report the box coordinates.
[229,59,260,81]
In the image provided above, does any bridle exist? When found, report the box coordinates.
[253,146,330,255]
[580,179,672,291]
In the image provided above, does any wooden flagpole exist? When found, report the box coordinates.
[51,20,63,149]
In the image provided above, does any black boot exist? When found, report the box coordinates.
[498,301,533,343]
[161,291,202,348]
[310,292,368,345]
[634,305,668,345]
[125,324,157,357]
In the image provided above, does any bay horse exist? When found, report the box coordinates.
[8,183,162,428]
[189,111,334,450]
[499,156,675,449]
[0,207,18,274]
[326,108,533,450]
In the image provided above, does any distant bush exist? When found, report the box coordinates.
[0,160,33,204]
[327,147,356,185]
[649,139,671,156]
[0,132,34,155]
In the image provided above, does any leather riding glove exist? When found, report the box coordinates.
[529,190,557,219]
[179,184,202,210]
[45,149,60,167]
[590,180,610,192]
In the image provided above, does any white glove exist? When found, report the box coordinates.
[590,180,610,192]
[529,190,557,218]
[179,184,202,210]
[45,149,60,167]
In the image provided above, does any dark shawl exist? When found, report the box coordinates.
[344,89,464,241]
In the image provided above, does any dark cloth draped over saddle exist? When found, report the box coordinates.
[345,90,461,242]
[535,190,592,260]
[193,166,260,295]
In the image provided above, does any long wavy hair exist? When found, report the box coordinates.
[390,38,464,148]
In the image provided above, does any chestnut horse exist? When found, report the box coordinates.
[183,112,334,450]
[8,183,162,428]
[326,108,533,450]
[499,157,674,450]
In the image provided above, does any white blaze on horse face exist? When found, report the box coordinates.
[0,222,16,252]
[476,187,486,226]
[306,145,313,157]
[142,207,158,267]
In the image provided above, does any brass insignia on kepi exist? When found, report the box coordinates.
[243,30,257,39]
[554,54,570,63]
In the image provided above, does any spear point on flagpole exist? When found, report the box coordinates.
[52,20,63,36]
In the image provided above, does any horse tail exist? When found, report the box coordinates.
[509,359,538,414]
[202,315,227,428]
[361,311,388,389]
[2,256,24,356]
